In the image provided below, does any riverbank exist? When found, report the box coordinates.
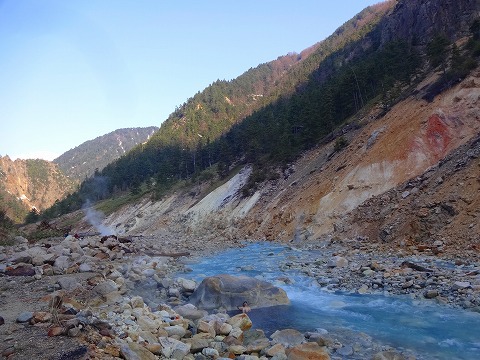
[1,233,479,359]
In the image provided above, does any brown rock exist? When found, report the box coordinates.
[66,264,79,274]
[266,343,286,357]
[227,314,253,331]
[197,320,216,337]
[94,252,109,260]
[104,344,121,357]
[120,342,157,360]
[2,347,15,358]
[222,335,243,346]
[417,245,431,252]
[32,311,52,323]
[417,208,429,218]
[48,326,66,336]
[99,328,115,338]
[67,327,81,337]
[228,344,247,355]
[87,274,104,286]
[285,342,330,360]
[145,343,163,355]
[5,266,35,276]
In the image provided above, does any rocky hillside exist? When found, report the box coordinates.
[54,127,158,182]
[0,157,75,222]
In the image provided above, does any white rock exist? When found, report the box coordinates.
[202,347,220,358]
[452,281,471,290]
[137,315,159,332]
[177,277,196,292]
[142,269,156,277]
[328,256,348,268]
[165,325,187,338]
[79,263,92,272]
[131,296,145,308]
[93,280,118,295]
[159,336,191,358]
[358,284,369,294]
[54,255,71,270]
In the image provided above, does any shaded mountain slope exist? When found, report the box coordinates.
[152,2,394,149]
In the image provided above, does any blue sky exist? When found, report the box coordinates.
[0,0,380,161]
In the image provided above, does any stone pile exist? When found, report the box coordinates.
[1,233,464,359]
[0,235,348,359]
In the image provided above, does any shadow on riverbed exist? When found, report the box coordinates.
[228,304,313,337]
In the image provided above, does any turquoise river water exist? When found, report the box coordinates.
[179,242,480,360]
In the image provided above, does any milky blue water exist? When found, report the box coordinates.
[180,242,480,360]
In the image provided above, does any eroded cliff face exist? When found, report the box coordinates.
[0,157,74,216]
[93,66,479,259]
[238,68,480,244]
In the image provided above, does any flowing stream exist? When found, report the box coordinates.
[179,242,480,360]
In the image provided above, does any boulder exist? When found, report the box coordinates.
[13,236,29,245]
[54,255,71,270]
[188,274,289,310]
[120,342,157,360]
[271,329,305,347]
[158,336,191,359]
[56,277,82,291]
[184,336,211,353]
[93,280,119,296]
[10,251,32,264]
[327,256,348,268]
[177,277,197,292]
[174,304,208,320]
[227,314,253,331]
[164,325,187,338]
[266,343,286,357]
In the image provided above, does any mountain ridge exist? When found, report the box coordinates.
[54,126,158,182]
[0,127,158,222]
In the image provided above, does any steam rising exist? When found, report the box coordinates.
[82,200,114,236]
